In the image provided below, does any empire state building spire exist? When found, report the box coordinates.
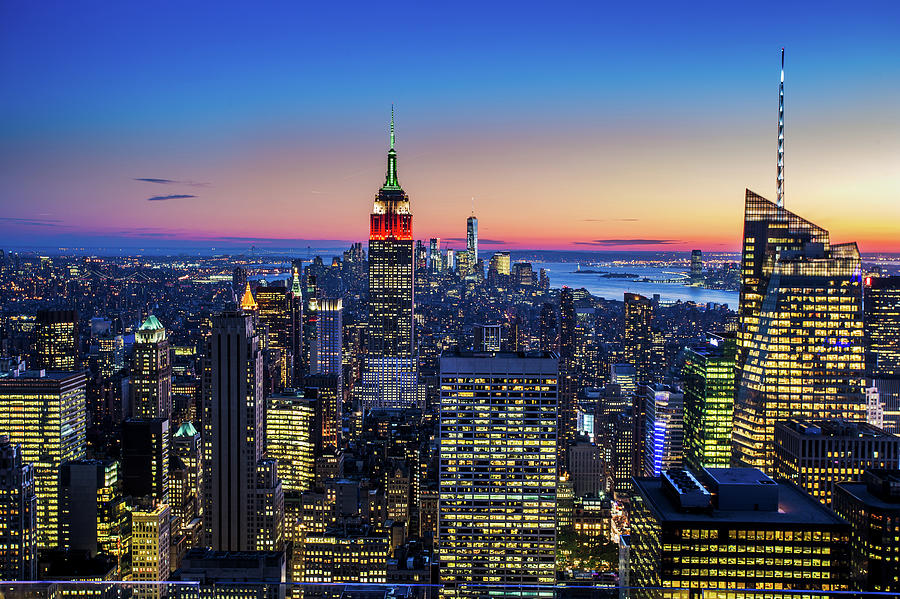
[777,48,785,207]
[383,105,401,190]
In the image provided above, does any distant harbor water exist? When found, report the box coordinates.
[532,262,739,308]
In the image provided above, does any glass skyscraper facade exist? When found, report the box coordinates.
[734,191,865,473]
[682,334,736,471]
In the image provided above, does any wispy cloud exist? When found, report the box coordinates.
[575,238,678,246]
[146,194,198,202]
[135,178,209,187]
[0,216,64,228]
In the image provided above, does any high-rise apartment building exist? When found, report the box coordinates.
[438,350,558,595]
[774,419,900,505]
[629,468,850,596]
[0,369,86,548]
[132,315,172,419]
[734,190,865,472]
[0,436,37,580]
[429,238,442,273]
[624,293,652,382]
[203,311,282,551]
[833,469,900,593]
[358,112,418,409]
[682,334,736,471]
[35,308,79,371]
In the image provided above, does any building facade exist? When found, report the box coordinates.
[438,350,558,596]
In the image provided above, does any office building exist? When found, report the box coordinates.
[232,266,248,298]
[253,458,285,552]
[490,251,510,276]
[203,311,283,551]
[558,287,577,463]
[438,350,558,595]
[429,237,442,273]
[302,274,318,376]
[59,459,128,564]
[132,315,172,419]
[568,441,604,498]
[643,384,684,477]
[315,298,343,391]
[256,286,294,389]
[865,276,900,433]
[266,391,318,494]
[171,548,286,599]
[690,249,703,285]
[833,469,900,593]
[288,266,304,386]
[774,419,900,505]
[0,369,86,548]
[610,363,637,395]
[473,323,502,352]
[299,526,389,584]
[624,293,652,382]
[466,213,478,264]
[734,191,866,472]
[122,418,170,503]
[97,333,124,380]
[682,334,736,471]
[170,421,202,543]
[0,435,37,580]
[358,112,418,409]
[539,302,557,353]
[629,468,851,595]
[35,308,79,371]
[131,500,171,598]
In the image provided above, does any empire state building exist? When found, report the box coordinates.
[356,110,420,408]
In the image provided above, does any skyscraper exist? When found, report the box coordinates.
[122,418,170,503]
[256,285,294,390]
[689,249,703,285]
[736,189,829,367]
[865,276,900,378]
[682,334,736,471]
[733,192,866,472]
[35,308,79,371]
[357,110,418,409]
[0,369,86,548]
[132,315,172,419]
[131,500,171,598]
[466,211,478,264]
[624,293,653,381]
[0,436,37,581]
[171,421,202,545]
[289,266,304,386]
[203,311,282,551]
[865,275,900,433]
[642,384,685,477]
[315,298,343,391]
[438,350,558,596]
[558,287,577,464]
[59,459,128,564]
[266,390,318,494]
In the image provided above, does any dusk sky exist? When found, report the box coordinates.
[1,2,898,252]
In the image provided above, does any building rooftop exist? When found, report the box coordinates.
[779,418,894,439]
[634,471,846,526]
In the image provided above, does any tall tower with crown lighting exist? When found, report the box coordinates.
[356,108,419,409]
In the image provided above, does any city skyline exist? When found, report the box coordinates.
[1,3,898,252]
